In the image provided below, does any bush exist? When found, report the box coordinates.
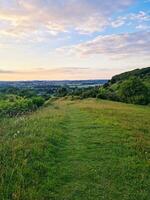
[31,96,45,108]
[80,87,99,99]
[97,88,119,101]
[57,87,68,97]
[0,98,34,117]
[0,96,45,117]
[97,88,107,99]
[119,77,149,105]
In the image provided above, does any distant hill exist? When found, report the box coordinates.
[98,67,150,105]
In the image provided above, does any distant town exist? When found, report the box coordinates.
[0,79,108,89]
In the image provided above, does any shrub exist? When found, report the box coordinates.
[31,96,45,108]
[97,88,119,101]
[0,96,45,118]
[97,88,108,99]
[119,77,149,105]
[80,88,98,99]
[56,87,69,97]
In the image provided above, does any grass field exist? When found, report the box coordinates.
[0,98,150,200]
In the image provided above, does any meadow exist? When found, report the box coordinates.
[0,98,150,200]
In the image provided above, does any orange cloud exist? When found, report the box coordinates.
[0,67,122,80]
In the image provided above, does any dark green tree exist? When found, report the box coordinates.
[119,77,149,105]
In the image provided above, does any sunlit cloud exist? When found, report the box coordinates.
[0,67,123,80]
[111,11,150,28]
[0,69,17,74]
[0,0,134,38]
[59,31,150,59]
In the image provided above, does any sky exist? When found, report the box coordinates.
[0,0,150,81]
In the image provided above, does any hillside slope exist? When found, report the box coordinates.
[0,99,150,200]
[110,67,150,84]
[97,67,150,105]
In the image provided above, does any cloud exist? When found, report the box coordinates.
[111,11,150,29]
[136,24,150,30]
[59,31,150,58]
[111,17,126,28]
[129,11,150,21]
[0,0,134,38]
[0,66,125,80]
[0,69,17,74]
[0,67,89,75]
[29,67,90,75]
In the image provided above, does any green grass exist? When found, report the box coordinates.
[0,98,150,200]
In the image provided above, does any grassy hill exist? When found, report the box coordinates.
[98,67,150,105]
[1,98,150,200]
[110,67,150,84]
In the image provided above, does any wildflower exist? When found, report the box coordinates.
[13,133,17,138]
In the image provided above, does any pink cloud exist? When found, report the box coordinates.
[0,0,134,38]
[59,31,150,58]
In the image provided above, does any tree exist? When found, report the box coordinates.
[119,77,149,105]
[57,87,68,97]
[32,96,45,107]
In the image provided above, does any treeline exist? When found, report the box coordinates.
[56,78,149,105]
[56,67,150,105]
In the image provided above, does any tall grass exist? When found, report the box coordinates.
[0,99,150,200]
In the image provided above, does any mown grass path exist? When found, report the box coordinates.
[0,99,150,200]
